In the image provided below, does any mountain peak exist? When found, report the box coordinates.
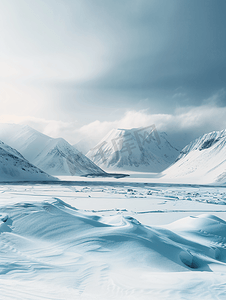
[0,123,105,176]
[87,126,179,172]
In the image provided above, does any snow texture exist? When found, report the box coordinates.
[1,182,226,299]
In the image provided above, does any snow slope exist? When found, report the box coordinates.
[33,137,105,176]
[163,129,226,184]
[87,127,179,172]
[0,140,55,181]
[0,124,105,176]
[0,140,24,160]
[1,184,226,299]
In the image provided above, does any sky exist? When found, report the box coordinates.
[0,0,226,148]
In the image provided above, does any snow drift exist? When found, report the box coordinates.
[1,197,226,299]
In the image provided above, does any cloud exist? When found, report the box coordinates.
[0,0,118,83]
[2,101,226,151]
[1,1,226,133]
[76,103,226,150]
[76,0,226,109]
[0,81,53,117]
[0,115,78,144]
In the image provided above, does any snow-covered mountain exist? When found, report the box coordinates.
[86,127,179,172]
[0,140,55,181]
[163,129,226,184]
[73,138,96,155]
[0,139,24,160]
[33,137,105,176]
[0,124,105,176]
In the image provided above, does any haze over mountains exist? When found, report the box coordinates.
[163,130,226,184]
[87,127,179,172]
[1,123,226,184]
[74,138,96,155]
[0,124,105,176]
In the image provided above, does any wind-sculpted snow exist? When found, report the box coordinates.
[1,192,226,299]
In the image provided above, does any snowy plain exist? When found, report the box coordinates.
[1,176,226,299]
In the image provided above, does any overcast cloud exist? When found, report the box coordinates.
[0,0,226,147]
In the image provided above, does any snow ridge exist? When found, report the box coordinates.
[0,140,55,181]
[163,129,226,184]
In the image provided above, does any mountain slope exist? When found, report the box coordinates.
[0,140,55,181]
[0,124,105,176]
[0,140,24,160]
[163,129,226,184]
[87,127,179,172]
[0,123,51,162]
[33,137,105,176]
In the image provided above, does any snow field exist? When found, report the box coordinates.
[1,183,226,299]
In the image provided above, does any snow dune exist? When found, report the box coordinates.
[1,197,226,299]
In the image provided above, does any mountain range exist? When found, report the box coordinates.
[2,123,226,184]
[0,124,105,176]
